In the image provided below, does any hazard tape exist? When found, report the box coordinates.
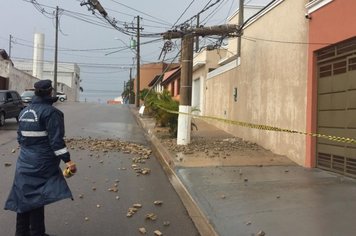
[156,105,356,145]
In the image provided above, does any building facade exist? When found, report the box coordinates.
[204,0,309,166]
[306,0,356,176]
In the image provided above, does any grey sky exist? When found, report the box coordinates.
[0,0,268,101]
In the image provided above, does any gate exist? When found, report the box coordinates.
[316,37,356,177]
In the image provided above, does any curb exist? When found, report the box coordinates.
[131,108,219,236]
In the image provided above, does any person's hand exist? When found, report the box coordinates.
[66,161,77,174]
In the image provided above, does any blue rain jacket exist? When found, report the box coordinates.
[4,96,73,213]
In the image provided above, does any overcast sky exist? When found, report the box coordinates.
[0,0,269,102]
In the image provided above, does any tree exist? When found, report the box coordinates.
[121,80,135,104]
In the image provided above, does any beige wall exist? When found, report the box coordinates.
[8,66,39,93]
[0,60,11,78]
[204,0,309,165]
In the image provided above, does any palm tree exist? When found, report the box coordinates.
[121,80,135,104]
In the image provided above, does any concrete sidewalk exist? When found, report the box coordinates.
[132,107,356,236]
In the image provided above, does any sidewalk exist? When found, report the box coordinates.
[132,107,356,236]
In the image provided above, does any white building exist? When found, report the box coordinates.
[13,59,81,102]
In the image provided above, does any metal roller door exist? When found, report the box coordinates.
[316,38,356,178]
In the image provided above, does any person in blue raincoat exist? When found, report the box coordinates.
[4,80,77,236]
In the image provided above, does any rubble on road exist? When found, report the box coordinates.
[145,213,157,221]
[154,200,163,206]
[4,162,12,167]
[138,227,147,234]
[65,137,152,159]
[154,230,163,236]
[126,203,143,217]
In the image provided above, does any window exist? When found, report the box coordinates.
[349,58,356,71]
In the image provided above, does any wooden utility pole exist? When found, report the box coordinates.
[129,67,132,104]
[163,24,239,145]
[237,0,244,57]
[135,16,141,107]
[180,34,194,106]
[8,35,12,58]
[126,17,143,107]
[195,14,200,53]
[53,6,59,95]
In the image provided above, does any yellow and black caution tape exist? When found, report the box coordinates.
[156,105,356,145]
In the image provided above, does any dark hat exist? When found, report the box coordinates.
[34,80,53,91]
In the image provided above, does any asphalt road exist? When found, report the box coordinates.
[0,102,199,236]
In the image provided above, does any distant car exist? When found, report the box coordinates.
[56,91,67,102]
[0,90,24,126]
[20,90,35,106]
[21,90,67,104]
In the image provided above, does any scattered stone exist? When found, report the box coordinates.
[115,196,120,200]
[154,230,163,236]
[108,187,118,192]
[163,221,170,226]
[246,221,251,225]
[133,203,142,208]
[221,195,226,199]
[11,149,16,153]
[276,195,280,199]
[284,169,289,173]
[96,204,101,208]
[99,160,104,164]
[4,162,12,167]
[114,179,120,183]
[154,200,163,206]
[141,168,151,175]
[145,213,157,221]
[138,227,147,234]
[244,178,248,182]
[78,194,84,199]
[92,187,97,191]
[84,217,89,221]
[257,230,266,236]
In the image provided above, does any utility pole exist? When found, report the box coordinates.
[163,24,239,145]
[129,67,132,104]
[237,0,244,57]
[195,14,200,53]
[8,34,12,58]
[125,16,143,108]
[136,16,141,108]
[53,6,59,96]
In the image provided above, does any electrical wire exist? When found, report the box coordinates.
[200,0,228,25]
[174,0,223,30]
[172,0,196,28]
[108,0,172,25]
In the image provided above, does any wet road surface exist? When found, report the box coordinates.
[0,102,199,236]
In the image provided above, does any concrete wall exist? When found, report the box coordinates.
[204,0,309,166]
[305,0,356,167]
[0,60,10,78]
[8,66,39,93]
